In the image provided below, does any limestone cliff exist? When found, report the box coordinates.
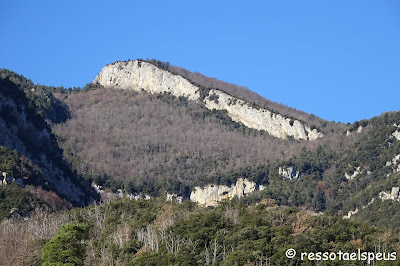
[94,60,323,141]
[94,61,200,100]
[204,89,322,140]
[379,187,400,202]
[189,178,264,207]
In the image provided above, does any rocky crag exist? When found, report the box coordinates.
[190,178,265,207]
[94,60,323,141]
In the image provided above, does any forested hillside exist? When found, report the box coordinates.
[51,86,355,198]
[146,58,330,127]
[0,71,98,220]
[0,62,400,265]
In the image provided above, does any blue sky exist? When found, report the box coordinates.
[1,1,399,123]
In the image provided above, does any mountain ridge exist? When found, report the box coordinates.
[1,61,399,226]
[1,60,400,265]
[94,60,323,140]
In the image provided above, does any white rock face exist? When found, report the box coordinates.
[1,172,24,187]
[94,61,200,100]
[343,198,374,219]
[94,60,323,141]
[392,130,400,141]
[1,172,13,185]
[190,178,264,207]
[379,187,400,201]
[344,166,361,181]
[343,208,358,219]
[386,154,400,173]
[346,126,364,136]
[166,193,184,204]
[204,90,322,140]
[92,182,151,201]
[278,166,300,180]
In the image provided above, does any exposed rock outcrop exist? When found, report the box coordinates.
[346,126,364,136]
[204,89,323,140]
[344,166,361,181]
[386,154,400,173]
[94,60,323,141]
[190,178,264,207]
[379,187,400,202]
[343,208,359,219]
[278,166,300,180]
[94,60,200,100]
[343,198,375,219]
[392,130,400,141]
[1,172,24,187]
[92,183,151,201]
[166,193,184,204]
[1,172,13,185]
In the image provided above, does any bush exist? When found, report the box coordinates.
[42,223,89,266]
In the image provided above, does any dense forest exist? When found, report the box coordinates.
[50,81,353,194]
[50,82,400,220]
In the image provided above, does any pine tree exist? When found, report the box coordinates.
[42,223,89,266]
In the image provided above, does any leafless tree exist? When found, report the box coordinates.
[136,225,159,252]
[204,239,225,265]
[0,208,70,265]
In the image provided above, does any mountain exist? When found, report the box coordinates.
[1,60,400,265]
[35,59,393,223]
[1,60,400,220]
[94,60,323,140]
[52,61,343,196]
[0,71,98,219]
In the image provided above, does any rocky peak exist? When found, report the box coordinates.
[94,60,323,141]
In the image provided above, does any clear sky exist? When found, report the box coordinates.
[1,1,399,123]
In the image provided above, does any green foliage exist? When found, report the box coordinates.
[4,197,399,265]
[0,183,45,220]
[0,146,19,177]
[141,58,171,70]
[0,68,65,118]
[125,200,397,265]
[42,223,89,266]
[335,111,400,216]
[198,86,212,100]
[353,198,400,228]
[241,146,337,212]
[0,75,99,206]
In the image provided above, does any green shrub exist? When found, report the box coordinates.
[42,223,89,266]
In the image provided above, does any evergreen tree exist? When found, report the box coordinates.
[42,223,89,266]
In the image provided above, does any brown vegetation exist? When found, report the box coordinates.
[52,87,353,195]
